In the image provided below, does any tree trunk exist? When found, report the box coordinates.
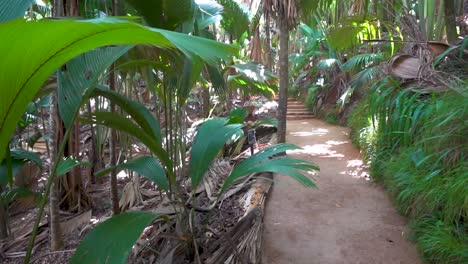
[87,101,97,184]
[69,0,78,16]
[53,0,64,16]
[276,14,289,143]
[49,92,64,250]
[108,0,121,215]
[109,70,121,215]
[0,186,8,239]
[264,13,273,72]
[444,0,458,43]
[202,88,210,118]
[49,181,63,250]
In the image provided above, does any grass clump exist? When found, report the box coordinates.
[348,78,468,263]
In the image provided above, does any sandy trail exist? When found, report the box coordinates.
[262,119,421,264]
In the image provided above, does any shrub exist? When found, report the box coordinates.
[348,79,468,263]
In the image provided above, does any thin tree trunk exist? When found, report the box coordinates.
[276,14,289,143]
[48,1,64,250]
[70,0,78,16]
[264,13,273,71]
[108,0,121,215]
[109,70,121,215]
[53,0,64,17]
[49,92,64,250]
[87,101,97,184]
[444,0,458,43]
[0,186,8,239]
[202,88,210,118]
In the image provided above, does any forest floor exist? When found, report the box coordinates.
[262,118,421,264]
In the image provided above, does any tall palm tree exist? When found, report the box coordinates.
[262,0,315,143]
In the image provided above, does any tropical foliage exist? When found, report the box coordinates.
[0,0,466,263]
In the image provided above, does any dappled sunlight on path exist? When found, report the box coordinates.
[262,119,420,264]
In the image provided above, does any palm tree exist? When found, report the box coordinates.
[263,0,316,143]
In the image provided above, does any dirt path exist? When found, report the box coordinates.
[262,119,421,264]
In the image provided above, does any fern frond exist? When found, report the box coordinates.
[342,52,387,72]
[217,0,250,40]
[317,58,341,70]
[350,66,382,89]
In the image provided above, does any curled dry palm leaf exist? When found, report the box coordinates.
[0,18,236,162]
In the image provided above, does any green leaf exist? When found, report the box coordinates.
[96,156,169,191]
[177,57,204,102]
[124,0,163,28]
[327,26,364,51]
[206,63,227,95]
[217,0,250,40]
[0,0,33,23]
[70,211,159,264]
[58,46,132,129]
[2,186,41,204]
[91,87,162,143]
[196,0,223,29]
[226,62,277,98]
[222,144,318,192]
[342,52,386,72]
[228,107,248,124]
[57,157,91,177]
[189,118,243,189]
[0,148,42,186]
[253,117,278,128]
[10,148,42,167]
[0,158,26,186]
[0,17,237,162]
[82,111,171,169]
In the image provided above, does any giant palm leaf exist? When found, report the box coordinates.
[58,46,132,129]
[0,18,237,162]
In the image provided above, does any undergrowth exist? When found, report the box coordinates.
[348,78,468,263]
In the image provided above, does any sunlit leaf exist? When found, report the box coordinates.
[222,144,318,192]
[0,18,236,162]
[189,118,243,189]
[96,156,169,191]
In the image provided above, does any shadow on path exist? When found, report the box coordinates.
[262,119,420,264]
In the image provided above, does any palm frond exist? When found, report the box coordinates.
[58,46,132,129]
[189,118,243,189]
[195,0,223,29]
[217,0,250,40]
[0,0,32,22]
[226,62,278,98]
[342,52,386,72]
[317,58,341,69]
[71,212,159,264]
[222,144,318,192]
[350,66,381,88]
[96,156,169,191]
